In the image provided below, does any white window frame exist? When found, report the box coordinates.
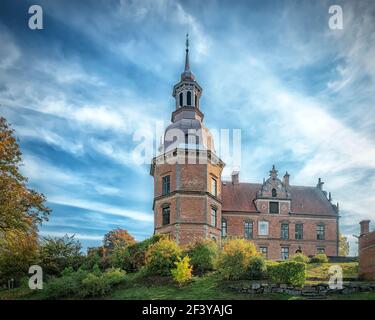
[258,221,269,236]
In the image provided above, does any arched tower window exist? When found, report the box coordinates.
[272,188,277,197]
[187,91,192,106]
[195,94,198,108]
[179,92,183,107]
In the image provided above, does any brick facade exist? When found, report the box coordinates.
[150,38,339,258]
[359,220,375,280]
[222,213,338,259]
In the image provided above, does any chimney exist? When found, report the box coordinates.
[360,220,370,236]
[317,178,324,190]
[283,171,290,187]
[231,171,239,184]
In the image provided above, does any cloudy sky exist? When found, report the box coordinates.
[1,0,374,255]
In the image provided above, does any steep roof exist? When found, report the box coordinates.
[222,182,337,216]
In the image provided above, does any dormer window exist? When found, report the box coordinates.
[269,201,279,214]
[187,91,192,106]
[272,188,277,197]
[179,92,183,107]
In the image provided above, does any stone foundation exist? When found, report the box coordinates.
[228,282,375,297]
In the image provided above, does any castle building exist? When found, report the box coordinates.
[150,36,339,260]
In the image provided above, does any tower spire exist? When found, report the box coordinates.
[181,33,195,81]
[184,33,190,72]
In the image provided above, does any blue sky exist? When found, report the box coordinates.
[1,0,374,255]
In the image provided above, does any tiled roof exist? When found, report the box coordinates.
[222,182,337,216]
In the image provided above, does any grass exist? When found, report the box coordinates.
[107,273,291,300]
[306,262,359,282]
[2,261,372,300]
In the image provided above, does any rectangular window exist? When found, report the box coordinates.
[269,201,279,214]
[162,206,170,225]
[258,221,269,236]
[281,247,289,260]
[211,208,217,227]
[221,219,227,237]
[317,247,325,254]
[317,224,325,240]
[244,221,253,239]
[281,223,289,239]
[162,175,170,195]
[295,223,303,240]
[260,247,268,257]
[211,178,217,197]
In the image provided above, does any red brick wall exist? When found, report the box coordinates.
[222,212,338,260]
[153,151,224,246]
[359,231,375,280]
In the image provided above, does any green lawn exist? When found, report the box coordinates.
[306,262,358,282]
[107,273,291,300]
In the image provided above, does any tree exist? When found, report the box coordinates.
[339,234,350,257]
[0,221,39,286]
[39,234,84,276]
[103,228,135,250]
[0,117,50,285]
[0,117,50,233]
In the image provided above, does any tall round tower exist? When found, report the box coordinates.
[150,35,225,245]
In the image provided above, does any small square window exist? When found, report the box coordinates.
[269,202,279,214]
[260,247,268,257]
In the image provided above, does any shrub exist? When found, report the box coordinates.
[81,268,126,297]
[185,239,218,275]
[112,234,164,272]
[217,239,258,280]
[43,269,89,299]
[81,273,111,297]
[43,267,126,299]
[290,253,310,264]
[268,261,306,287]
[310,253,329,264]
[247,256,267,280]
[171,256,193,286]
[145,238,182,276]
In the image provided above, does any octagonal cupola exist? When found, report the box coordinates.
[172,34,202,110]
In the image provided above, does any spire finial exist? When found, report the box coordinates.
[269,165,278,178]
[186,33,189,51]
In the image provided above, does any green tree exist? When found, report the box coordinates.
[339,234,350,256]
[39,235,84,276]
